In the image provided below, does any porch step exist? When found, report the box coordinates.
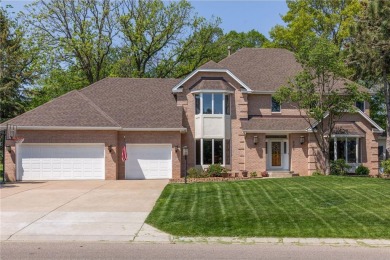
[268,171,295,178]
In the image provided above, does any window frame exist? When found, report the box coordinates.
[195,138,230,166]
[195,93,230,116]
[356,101,365,112]
[330,137,361,164]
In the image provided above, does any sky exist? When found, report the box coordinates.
[2,0,288,38]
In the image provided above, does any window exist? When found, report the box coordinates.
[214,94,223,114]
[203,94,212,114]
[379,146,384,161]
[196,139,230,165]
[271,97,281,112]
[195,93,230,115]
[330,137,361,163]
[195,94,200,115]
[284,142,287,154]
[356,101,365,112]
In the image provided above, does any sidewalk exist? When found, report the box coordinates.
[134,224,390,248]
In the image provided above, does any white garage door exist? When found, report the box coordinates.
[17,144,105,180]
[125,144,172,179]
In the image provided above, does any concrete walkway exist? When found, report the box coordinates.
[0,180,168,241]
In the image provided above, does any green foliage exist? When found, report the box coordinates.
[267,0,362,52]
[207,164,226,177]
[187,167,209,178]
[312,170,324,176]
[355,165,370,176]
[0,6,40,122]
[250,171,257,178]
[330,159,351,176]
[381,159,390,175]
[274,38,367,174]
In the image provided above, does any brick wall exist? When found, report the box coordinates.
[247,94,301,117]
[289,133,309,176]
[245,133,266,174]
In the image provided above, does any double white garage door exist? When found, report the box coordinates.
[17,144,172,181]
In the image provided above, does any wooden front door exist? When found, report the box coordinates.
[271,142,282,167]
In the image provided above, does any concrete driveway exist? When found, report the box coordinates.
[0,180,168,242]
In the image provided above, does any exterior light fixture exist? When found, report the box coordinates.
[300,136,305,145]
[182,146,188,184]
[108,145,113,153]
[253,136,258,145]
[6,145,11,153]
[174,145,179,152]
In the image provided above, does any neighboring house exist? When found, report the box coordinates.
[2,48,385,181]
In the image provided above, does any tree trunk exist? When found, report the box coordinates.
[385,69,390,159]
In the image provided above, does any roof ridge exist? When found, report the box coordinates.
[0,90,80,126]
[76,91,121,127]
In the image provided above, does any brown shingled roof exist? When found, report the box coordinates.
[2,78,184,129]
[198,60,225,70]
[80,78,183,129]
[4,90,120,128]
[219,48,302,92]
[242,117,313,132]
[190,78,235,91]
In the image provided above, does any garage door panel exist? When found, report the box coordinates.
[125,144,172,180]
[17,144,105,180]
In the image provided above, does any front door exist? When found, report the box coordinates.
[271,142,282,167]
[266,139,289,170]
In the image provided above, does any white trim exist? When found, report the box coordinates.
[191,90,235,94]
[310,110,384,133]
[11,126,187,133]
[243,130,311,134]
[243,90,275,94]
[122,128,187,133]
[15,126,121,131]
[172,69,252,93]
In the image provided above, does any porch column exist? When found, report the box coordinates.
[334,137,337,160]
[356,137,359,164]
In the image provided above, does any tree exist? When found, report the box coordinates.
[0,6,39,122]
[23,0,117,84]
[267,0,362,52]
[114,0,222,78]
[274,38,365,174]
[348,0,390,158]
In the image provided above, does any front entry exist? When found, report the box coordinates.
[266,139,289,171]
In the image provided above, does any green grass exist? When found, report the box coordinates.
[146,176,390,238]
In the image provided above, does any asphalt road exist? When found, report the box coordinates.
[1,242,389,260]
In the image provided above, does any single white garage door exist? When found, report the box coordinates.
[17,144,105,180]
[125,144,172,179]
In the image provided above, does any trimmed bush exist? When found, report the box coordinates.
[381,159,390,175]
[312,170,324,176]
[330,159,351,176]
[187,167,209,178]
[207,164,227,177]
[355,165,370,176]
[250,171,257,177]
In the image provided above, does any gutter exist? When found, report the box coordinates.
[6,126,187,133]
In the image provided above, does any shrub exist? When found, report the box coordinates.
[250,171,257,177]
[187,167,209,178]
[330,159,351,176]
[381,159,390,175]
[312,170,324,176]
[355,165,370,176]
[207,164,227,177]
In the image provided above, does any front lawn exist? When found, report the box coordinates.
[146,176,390,238]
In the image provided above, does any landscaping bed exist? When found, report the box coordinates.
[146,176,390,238]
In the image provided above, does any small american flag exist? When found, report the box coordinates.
[121,139,127,162]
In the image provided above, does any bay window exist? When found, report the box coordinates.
[329,137,361,164]
[195,93,230,115]
[195,139,231,165]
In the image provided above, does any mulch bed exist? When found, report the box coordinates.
[169,176,263,183]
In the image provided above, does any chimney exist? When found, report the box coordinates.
[228,46,231,56]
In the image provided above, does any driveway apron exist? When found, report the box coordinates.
[0,180,168,241]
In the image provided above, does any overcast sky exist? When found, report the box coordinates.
[2,0,288,38]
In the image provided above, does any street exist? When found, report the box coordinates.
[1,242,389,260]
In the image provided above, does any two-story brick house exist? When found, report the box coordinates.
[3,48,384,181]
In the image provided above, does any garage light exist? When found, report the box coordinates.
[300,136,305,145]
[108,145,113,153]
[6,145,11,153]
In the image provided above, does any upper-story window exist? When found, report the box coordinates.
[195,93,230,115]
[271,97,281,112]
[356,101,364,112]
